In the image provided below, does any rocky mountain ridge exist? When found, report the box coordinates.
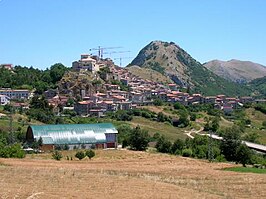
[129,41,250,96]
[203,59,266,83]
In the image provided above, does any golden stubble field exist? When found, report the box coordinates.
[0,150,265,199]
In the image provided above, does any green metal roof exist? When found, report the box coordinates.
[28,123,118,145]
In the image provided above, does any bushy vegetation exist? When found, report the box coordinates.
[52,150,63,161]
[117,125,150,151]
[75,151,86,160]
[0,132,25,158]
[0,63,69,94]
[154,124,266,167]
[85,149,95,160]
[26,95,55,124]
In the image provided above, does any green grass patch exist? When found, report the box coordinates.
[127,116,187,140]
[224,167,266,174]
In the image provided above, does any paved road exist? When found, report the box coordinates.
[186,130,266,153]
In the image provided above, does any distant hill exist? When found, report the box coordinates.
[129,41,250,96]
[204,59,266,83]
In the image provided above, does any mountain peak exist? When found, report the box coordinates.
[128,41,250,96]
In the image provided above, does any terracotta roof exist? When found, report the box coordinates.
[78,101,92,105]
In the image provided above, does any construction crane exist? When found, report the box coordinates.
[114,57,133,67]
[103,50,131,58]
[89,46,122,59]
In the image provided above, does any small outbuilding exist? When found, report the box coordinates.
[26,123,118,151]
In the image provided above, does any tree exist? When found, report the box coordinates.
[236,144,252,167]
[190,113,197,121]
[155,135,172,153]
[52,150,63,161]
[173,102,185,110]
[153,98,163,106]
[75,151,85,160]
[85,149,95,160]
[117,124,132,147]
[171,138,184,154]
[128,126,150,151]
[37,137,43,148]
[50,63,69,84]
[220,126,242,162]
[210,117,220,132]
[204,117,219,132]
[173,110,189,128]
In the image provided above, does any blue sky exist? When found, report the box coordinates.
[0,0,266,69]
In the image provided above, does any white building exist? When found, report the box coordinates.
[72,54,99,73]
[0,95,10,105]
[0,89,29,99]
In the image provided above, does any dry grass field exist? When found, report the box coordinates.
[0,150,265,199]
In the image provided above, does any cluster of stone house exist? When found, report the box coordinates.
[42,61,266,117]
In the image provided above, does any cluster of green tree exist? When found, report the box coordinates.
[109,109,157,121]
[26,95,55,123]
[155,134,221,160]
[155,125,266,167]
[117,125,150,151]
[0,135,25,158]
[110,107,190,127]
[0,63,69,94]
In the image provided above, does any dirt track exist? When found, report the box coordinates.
[0,150,265,199]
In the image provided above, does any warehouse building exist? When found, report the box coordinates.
[26,123,118,151]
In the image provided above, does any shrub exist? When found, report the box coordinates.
[52,150,63,161]
[85,149,95,160]
[215,154,226,162]
[75,151,85,160]
[182,148,192,157]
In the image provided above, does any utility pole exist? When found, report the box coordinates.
[208,130,214,162]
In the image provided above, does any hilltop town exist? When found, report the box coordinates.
[1,53,265,118]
